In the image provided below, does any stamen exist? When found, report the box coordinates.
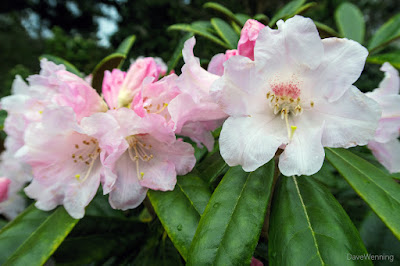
[310,101,314,108]
[153,103,168,114]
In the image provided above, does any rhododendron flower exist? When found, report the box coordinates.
[208,49,238,76]
[18,107,106,219]
[81,108,196,210]
[213,16,381,176]
[115,57,167,107]
[168,37,227,150]
[366,63,400,173]
[237,19,265,60]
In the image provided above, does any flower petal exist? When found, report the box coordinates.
[108,153,148,210]
[315,86,381,148]
[368,139,400,173]
[278,118,325,176]
[219,115,286,172]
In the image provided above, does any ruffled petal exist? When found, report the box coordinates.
[315,86,381,148]
[219,115,287,172]
[238,19,265,60]
[368,139,400,173]
[377,62,399,95]
[313,38,368,101]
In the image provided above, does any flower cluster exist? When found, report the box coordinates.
[0,55,224,218]
[1,15,398,220]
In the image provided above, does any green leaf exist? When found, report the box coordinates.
[269,0,306,27]
[292,2,318,16]
[187,161,275,265]
[203,2,243,26]
[269,176,371,265]
[91,53,126,93]
[368,14,400,53]
[3,206,78,265]
[148,174,212,260]
[115,35,136,55]
[235,13,251,26]
[196,150,229,186]
[326,148,400,240]
[168,23,229,49]
[314,21,342,38]
[167,33,194,73]
[40,54,83,77]
[335,2,365,43]
[231,21,242,35]
[211,18,240,49]
[367,51,400,69]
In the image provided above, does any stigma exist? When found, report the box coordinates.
[126,136,154,180]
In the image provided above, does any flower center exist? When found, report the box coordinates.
[71,138,101,182]
[267,82,314,140]
[126,135,154,180]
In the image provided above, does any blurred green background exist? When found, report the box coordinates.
[0,0,398,98]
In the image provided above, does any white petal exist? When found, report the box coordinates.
[377,62,400,95]
[314,38,368,102]
[279,118,325,176]
[368,139,400,173]
[316,86,381,148]
[219,115,286,172]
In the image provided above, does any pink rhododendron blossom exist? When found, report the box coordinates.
[208,49,238,76]
[237,19,265,60]
[168,37,227,150]
[366,63,400,173]
[102,69,126,109]
[213,16,381,176]
[81,108,195,210]
[117,57,167,107]
[0,177,11,203]
[251,257,264,266]
[18,107,106,219]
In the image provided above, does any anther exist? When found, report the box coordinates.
[310,101,314,108]
[75,144,79,149]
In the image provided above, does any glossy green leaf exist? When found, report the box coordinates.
[0,205,49,263]
[203,2,243,26]
[231,21,242,35]
[115,35,136,55]
[292,2,318,16]
[91,53,125,93]
[335,2,365,43]
[314,21,342,38]
[367,51,400,69]
[269,0,306,27]
[148,174,212,260]
[368,14,400,52]
[40,54,83,77]
[3,206,78,265]
[168,23,229,49]
[196,150,229,186]
[167,32,194,73]
[269,176,371,265]
[187,161,275,265]
[211,18,239,49]
[235,13,251,26]
[326,148,400,240]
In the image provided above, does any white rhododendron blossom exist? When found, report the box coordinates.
[366,63,400,173]
[212,15,381,176]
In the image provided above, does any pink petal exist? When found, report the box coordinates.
[368,139,400,173]
[0,177,11,203]
[238,19,265,60]
[102,69,126,109]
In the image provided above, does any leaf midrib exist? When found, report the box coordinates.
[292,176,326,266]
